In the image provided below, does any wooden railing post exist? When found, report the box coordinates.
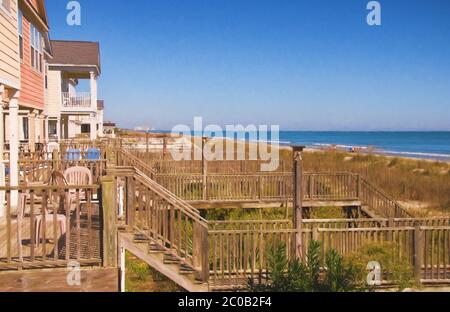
[413,225,423,281]
[52,149,60,171]
[356,174,361,198]
[202,137,208,201]
[292,145,305,259]
[126,174,136,229]
[193,222,210,282]
[101,175,118,268]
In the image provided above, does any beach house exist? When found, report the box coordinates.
[1,0,52,198]
[0,0,20,161]
[15,0,51,152]
[46,40,104,141]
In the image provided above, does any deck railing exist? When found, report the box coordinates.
[359,177,411,218]
[114,166,210,281]
[61,92,91,109]
[0,185,101,271]
[18,159,107,185]
[207,218,450,287]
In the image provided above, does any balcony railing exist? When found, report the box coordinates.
[61,92,91,109]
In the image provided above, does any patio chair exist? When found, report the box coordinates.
[34,200,68,248]
[85,148,101,161]
[35,170,69,247]
[65,148,82,161]
[64,166,93,185]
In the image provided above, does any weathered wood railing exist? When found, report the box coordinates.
[359,177,411,218]
[0,185,101,271]
[208,228,297,287]
[154,171,410,218]
[18,159,107,184]
[302,217,450,229]
[206,217,450,287]
[116,148,156,179]
[313,225,450,282]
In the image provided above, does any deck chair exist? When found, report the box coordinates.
[65,149,81,161]
[11,193,28,262]
[35,171,68,247]
[64,166,93,185]
[86,148,101,161]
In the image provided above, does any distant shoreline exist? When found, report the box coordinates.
[120,128,450,164]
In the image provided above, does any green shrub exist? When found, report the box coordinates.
[346,242,417,291]
[248,241,361,292]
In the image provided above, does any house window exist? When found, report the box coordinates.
[18,11,23,60]
[0,0,11,13]
[30,24,43,72]
[81,124,91,134]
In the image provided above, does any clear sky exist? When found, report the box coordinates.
[45,0,450,131]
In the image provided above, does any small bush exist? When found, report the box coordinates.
[346,242,417,291]
[248,241,361,292]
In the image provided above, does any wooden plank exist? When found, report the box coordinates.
[0,268,118,292]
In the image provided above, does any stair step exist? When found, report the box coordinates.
[133,234,150,243]
[147,242,167,254]
[163,254,181,264]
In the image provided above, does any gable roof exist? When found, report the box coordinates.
[48,40,101,73]
[20,0,49,31]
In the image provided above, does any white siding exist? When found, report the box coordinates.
[45,69,61,117]
[0,0,19,89]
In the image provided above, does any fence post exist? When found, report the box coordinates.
[292,145,305,259]
[146,131,149,154]
[202,137,208,201]
[355,174,360,198]
[312,226,320,241]
[101,175,118,267]
[387,218,394,241]
[126,173,136,229]
[193,222,210,282]
[52,149,60,171]
[413,225,423,281]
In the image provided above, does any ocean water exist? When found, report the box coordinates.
[150,130,450,161]
[277,132,450,161]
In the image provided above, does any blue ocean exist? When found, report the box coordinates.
[276,132,450,161]
[150,131,450,161]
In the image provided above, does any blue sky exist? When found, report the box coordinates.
[45,0,450,131]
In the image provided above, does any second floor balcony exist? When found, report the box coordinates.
[61,92,94,112]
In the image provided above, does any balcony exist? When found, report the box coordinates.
[61,92,94,112]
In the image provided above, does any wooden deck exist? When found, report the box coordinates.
[0,201,101,271]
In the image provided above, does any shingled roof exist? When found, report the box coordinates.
[49,40,101,73]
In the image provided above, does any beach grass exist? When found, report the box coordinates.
[302,150,450,215]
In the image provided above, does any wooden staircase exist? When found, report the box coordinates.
[119,232,209,292]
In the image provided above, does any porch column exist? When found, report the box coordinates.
[0,85,4,161]
[0,87,3,218]
[56,117,61,141]
[90,71,98,111]
[98,110,104,137]
[34,110,40,144]
[9,93,20,207]
[39,114,45,143]
[28,111,36,153]
[90,113,97,140]
[44,116,49,143]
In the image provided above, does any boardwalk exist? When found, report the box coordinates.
[0,138,449,292]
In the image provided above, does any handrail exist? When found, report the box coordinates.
[133,168,208,226]
[117,148,157,178]
[358,176,411,218]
